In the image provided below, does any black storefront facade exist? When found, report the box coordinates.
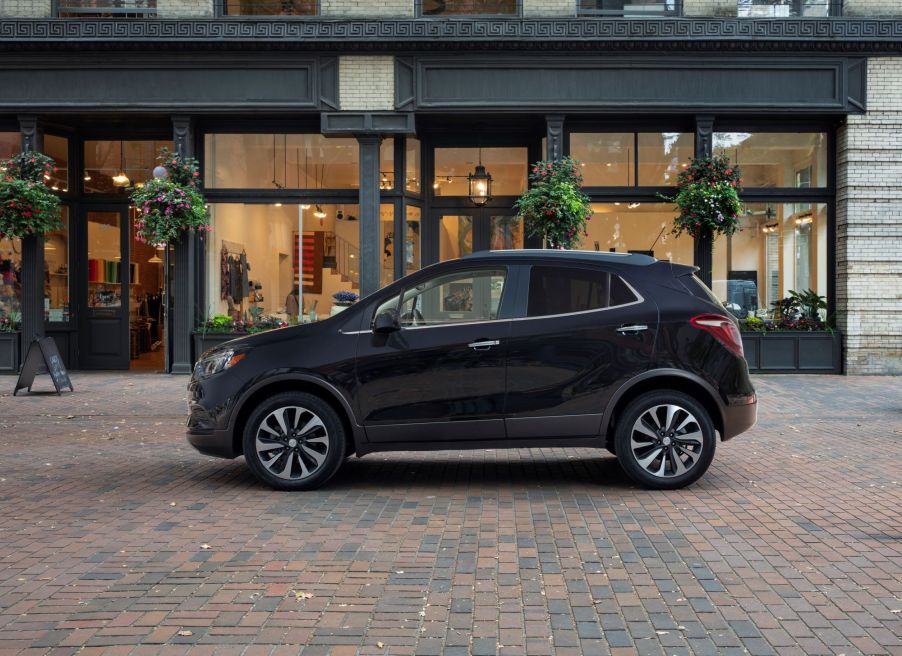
[0,18,885,375]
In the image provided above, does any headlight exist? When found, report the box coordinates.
[194,348,247,379]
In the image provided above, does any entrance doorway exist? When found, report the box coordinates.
[433,209,525,262]
[79,207,167,371]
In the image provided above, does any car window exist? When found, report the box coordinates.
[397,268,507,327]
[527,266,638,317]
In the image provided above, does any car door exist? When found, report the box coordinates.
[355,265,514,444]
[504,263,658,439]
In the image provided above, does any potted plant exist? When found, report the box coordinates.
[130,147,210,246]
[515,157,593,250]
[0,313,21,373]
[193,313,289,361]
[739,289,842,373]
[0,151,63,374]
[331,291,358,316]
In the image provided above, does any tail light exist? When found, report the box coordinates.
[690,314,744,358]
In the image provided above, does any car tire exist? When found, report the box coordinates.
[242,391,346,491]
[614,390,716,490]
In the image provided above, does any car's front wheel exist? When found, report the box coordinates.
[614,391,716,490]
[242,391,346,491]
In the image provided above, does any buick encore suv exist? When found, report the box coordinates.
[187,250,757,491]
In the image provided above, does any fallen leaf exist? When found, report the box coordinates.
[200,544,211,550]
[377,642,384,648]
[292,590,313,600]
[177,630,193,636]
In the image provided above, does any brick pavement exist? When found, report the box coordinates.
[0,373,900,656]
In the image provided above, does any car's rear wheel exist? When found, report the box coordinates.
[614,391,716,490]
[242,391,346,491]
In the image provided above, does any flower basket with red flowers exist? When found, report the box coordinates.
[515,157,593,250]
[129,147,210,245]
[661,154,743,240]
[0,152,62,240]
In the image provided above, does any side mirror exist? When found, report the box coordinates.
[372,308,401,334]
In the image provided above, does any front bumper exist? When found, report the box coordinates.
[186,377,240,459]
[721,397,757,441]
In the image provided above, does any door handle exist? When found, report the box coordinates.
[616,324,649,335]
[468,339,500,350]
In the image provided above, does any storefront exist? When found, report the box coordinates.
[0,19,875,374]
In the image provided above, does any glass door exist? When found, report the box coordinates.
[434,210,524,263]
[79,208,130,369]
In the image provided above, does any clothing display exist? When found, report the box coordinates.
[220,242,252,304]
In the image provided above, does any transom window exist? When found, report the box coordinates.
[713,132,827,189]
[570,132,694,187]
[737,0,840,17]
[419,0,519,16]
[527,266,638,317]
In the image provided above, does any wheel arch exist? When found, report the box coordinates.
[603,370,725,450]
[229,374,363,458]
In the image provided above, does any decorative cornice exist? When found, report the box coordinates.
[1,18,902,53]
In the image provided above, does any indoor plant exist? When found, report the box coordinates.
[130,147,210,246]
[515,157,592,250]
[0,312,21,373]
[331,291,358,316]
[663,154,742,240]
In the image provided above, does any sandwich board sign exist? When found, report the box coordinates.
[13,337,73,396]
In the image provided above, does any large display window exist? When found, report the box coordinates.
[712,203,828,319]
[714,132,827,188]
[578,203,691,264]
[204,134,359,189]
[433,147,527,197]
[570,132,693,187]
[84,140,172,194]
[207,203,367,322]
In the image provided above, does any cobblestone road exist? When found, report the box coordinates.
[0,373,900,656]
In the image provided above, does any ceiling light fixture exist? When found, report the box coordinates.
[468,145,492,207]
[112,141,130,188]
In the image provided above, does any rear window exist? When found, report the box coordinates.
[681,274,723,306]
[527,266,639,317]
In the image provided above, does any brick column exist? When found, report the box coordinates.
[835,58,902,374]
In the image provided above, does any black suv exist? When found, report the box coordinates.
[187,251,756,491]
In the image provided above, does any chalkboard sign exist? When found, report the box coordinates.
[13,337,74,396]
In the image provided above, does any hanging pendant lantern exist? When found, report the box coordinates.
[112,141,130,188]
[468,164,492,207]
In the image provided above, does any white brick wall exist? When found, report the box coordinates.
[321,0,414,17]
[156,0,214,17]
[836,57,902,375]
[523,0,574,17]
[339,56,395,111]
[0,0,51,17]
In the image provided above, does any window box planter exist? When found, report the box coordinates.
[0,332,21,374]
[741,330,842,374]
[192,332,245,363]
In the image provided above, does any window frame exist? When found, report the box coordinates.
[53,0,158,18]
[576,0,683,17]
[415,0,522,19]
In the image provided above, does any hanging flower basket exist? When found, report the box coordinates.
[662,154,743,240]
[515,157,593,250]
[0,152,62,240]
[129,147,210,245]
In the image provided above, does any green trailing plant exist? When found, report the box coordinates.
[0,152,62,240]
[741,315,767,333]
[788,288,827,321]
[515,157,593,250]
[129,147,210,245]
[198,314,288,335]
[0,314,21,333]
[661,154,743,240]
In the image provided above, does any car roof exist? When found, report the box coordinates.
[462,249,658,266]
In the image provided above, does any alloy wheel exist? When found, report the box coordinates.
[254,406,330,480]
[629,404,704,478]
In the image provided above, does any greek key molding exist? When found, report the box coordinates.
[1,18,902,52]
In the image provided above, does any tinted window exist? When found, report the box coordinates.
[399,269,507,327]
[527,266,637,317]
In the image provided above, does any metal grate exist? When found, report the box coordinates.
[577,0,682,17]
[220,0,317,15]
[737,0,842,17]
[56,0,157,18]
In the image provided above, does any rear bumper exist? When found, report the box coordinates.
[721,397,757,441]
[187,428,238,459]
